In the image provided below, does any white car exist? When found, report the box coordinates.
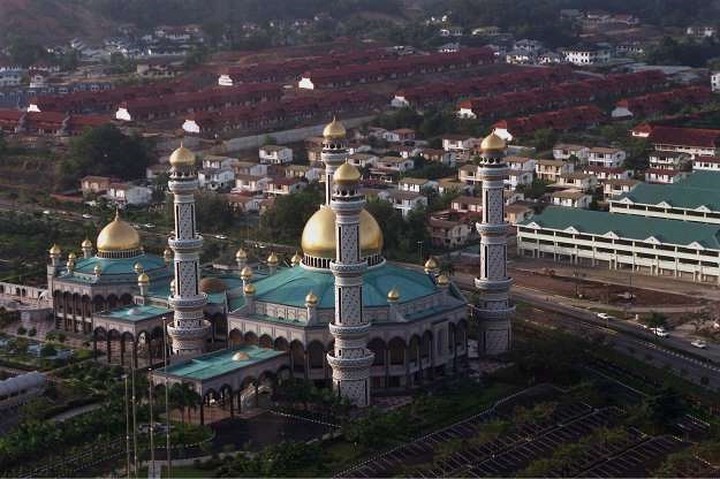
[596,313,614,321]
[651,328,669,338]
[82,213,93,219]
[691,339,707,349]
[144,223,156,229]
[214,234,228,240]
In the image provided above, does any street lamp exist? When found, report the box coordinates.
[417,240,423,261]
[148,368,155,478]
[123,374,131,478]
[163,316,172,478]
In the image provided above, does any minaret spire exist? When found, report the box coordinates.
[474,133,514,355]
[321,116,348,205]
[166,143,210,356]
[327,160,374,407]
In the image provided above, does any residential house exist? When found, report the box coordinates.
[712,72,720,93]
[265,177,306,196]
[451,196,483,215]
[442,134,476,153]
[550,189,592,208]
[398,177,438,193]
[259,145,293,165]
[536,159,574,182]
[587,147,626,168]
[106,183,153,206]
[505,203,534,225]
[374,156,415,173]
[692,156,720,171]
[224,193,262,213]
[198,167,235,191]
[348,153,379,169]
[504,190,525,205]
[552,144,590,163]
[202,155,237,170]
[603,179,641,200]
[378,190,428,218]
[458,164,480,186]
[648,151,690,171]
[437,178,468,195]
[234,174,270,194]
[420,148,456,166]
[427,217,472,248]
[234,161,268,177]
[557,172,598,192]
[285,164,321,182]
[582,166,633,181]
[644,169,689,184]
[80,176,113,195]
[508,170,534,191]
[384,128,416,143]
[563,43,611,65]
[638,125,720,158]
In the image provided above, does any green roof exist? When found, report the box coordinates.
[520,206,720,249]
[99,304,172,323]
[158,345,285,380]
[617,171,720,211]
[60,253,170,284]
[230,262,447,314]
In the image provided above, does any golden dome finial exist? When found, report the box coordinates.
[424,256,439,274]
[387,286,400,302]
[243,282,256,295]
[137,272,150,284]
[169,142,196,168]
[480,132,506,152]
[163,248,173,264]
[133,262,144,274]
[68,252,77,261]
[323,116,346,139]
[81,238,93,249]
[49,244,61,255]
[93,264,102,276]
[305,290,318,306]
[334,161,361,186]
[437,273,450,286]
[235,248,247,260]
[267,251,279,265]
[291,251,302,266]
[240,266,253,281]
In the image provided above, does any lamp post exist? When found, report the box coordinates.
[148,368,155,478]
[123,374,131,478]
[131,363,138,475]
[417,240,423,261]
[163,316,172,478]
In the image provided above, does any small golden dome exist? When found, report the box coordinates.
[387,287,400,301]
[240,266,253,281]
[81,238,93,249]
[96,212,141,253]
[305,290,318,305]
[437,274,450,286]
[334,162,361,185]
[68,252,77,260]
[235,248,247,260]
[93,264,102,276]
[243,283,256,295]
[170,279,176,294]
[66,259,75,271]
[480,132,506,152]
[301,207,383,259]
[133,262,144,274]
[291,251,302,266]
[137,272,150,284]
[169,143,196,168]
[424,256,439,273]
[199,277,227,294]
[163,248,173,263]
[267,252,279,265]
[232,351,250,361]
[323,117,346,139]
[49,244,61,255]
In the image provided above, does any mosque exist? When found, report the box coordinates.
[44,118,513,416]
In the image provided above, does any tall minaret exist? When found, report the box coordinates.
[166,143,210,356]
[321,117,347,205]
[474,133,514,355]
[327,158,374,408]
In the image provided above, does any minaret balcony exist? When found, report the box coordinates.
[328,322,372,338]
[476,223,509,235]
[329,262,367,274]
[167,320,211,338]
[326,352,375,370]
[168,235,203,250]
[474,277,513,291]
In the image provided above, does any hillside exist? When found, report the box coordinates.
[0,0,113,46]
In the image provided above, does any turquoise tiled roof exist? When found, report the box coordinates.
[158,345,286,380]
[59,253,170,284]
[232,262,443,311]
[99,304,172,323]
[618,171,720,210]
[520,206,720,248]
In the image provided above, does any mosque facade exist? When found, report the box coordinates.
[44,119,512,411]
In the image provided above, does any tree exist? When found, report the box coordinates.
[61,125,153,188]
[641,311,668,329]
[258,185,323,245]
[643,387,687,430]
[40,343,58,357]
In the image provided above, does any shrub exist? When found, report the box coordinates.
[16,326,27,335]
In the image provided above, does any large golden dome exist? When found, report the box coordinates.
[96,212,141,253]
[301,206,383,259]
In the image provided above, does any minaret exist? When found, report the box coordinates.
[321,117,347,205]
[166,143,210,356]
[474,133,514,355]
[327,159,374,408]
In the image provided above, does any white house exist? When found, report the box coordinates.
[259,145,293,165]
[398,177,438,193]
[198,168,235,191]
[587,147,626,168]
[427,217,472,248]
[712,72,720,93]
[648,151,689,171]
[348,153,379,169]
[234,174,270,194]
[692,156,720,171]
[557,172,598,192]
[379,190,428,218]
[264,177,306,196]
[536,159,574,182]
[202,155,238,170]
[442,135,476,153]
[563,44,612,65]
[374,156,415,173]
[552,144,590,163]
[644,169,689,184]
[234,161,268,178]
[602,179,641,200]
[106,183,153,206]
[550,189,592,209]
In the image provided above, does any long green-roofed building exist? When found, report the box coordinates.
[517,206,720,283]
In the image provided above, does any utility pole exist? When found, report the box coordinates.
[131,363,138,475]
[148,368,155,478]
[163,316,172,478]
[123,374,131,478]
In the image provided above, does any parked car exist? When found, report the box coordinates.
[691,339,707,349]
[214,234,228,240]
[596,312,615,321]
[82,213,93,219]
[650,327,669,338]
